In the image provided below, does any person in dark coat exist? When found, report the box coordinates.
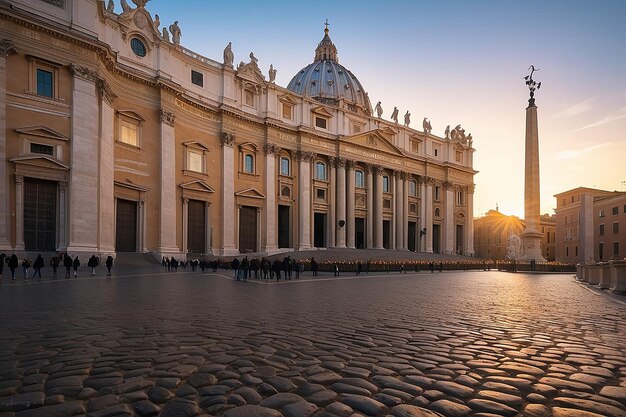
[87,255,99,276]
[261,258,269,280]
[8,254,18,281]
[72,256,80,277]
[170,257,178,271]
[63,253,72,278]
[311,257,319,277]
[231,258,240,279]
[251,258,260,279]
[272,259,282,281]
[333,262,339,277]
[105,255,113,276]
[282,256,291,280]
[32,254,44,279]
[50,255,60,277]
[240,257,249,280]
[356,261,362,276]
[21,258,31,280]
[0,253,5,282]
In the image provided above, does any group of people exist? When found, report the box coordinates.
[0,253,114,282]
[231,256,303,281]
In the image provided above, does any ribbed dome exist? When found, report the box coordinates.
[287,25,371,114]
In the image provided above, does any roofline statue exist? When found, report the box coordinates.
[524,65,541,106]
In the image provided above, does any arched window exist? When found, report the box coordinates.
[315,161,326,180]
[244,154,254,174]
[382,175,390,193]
[280,156,290,176]
[355,170,364,188]
[409,180,417,196]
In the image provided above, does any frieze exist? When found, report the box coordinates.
[0,39,19,57]
[70,64,99,83]
[159,109,176,127]
[263,143,281,155]
[277,132,297,142]
[220,132,235,147]
[174,98,220,123]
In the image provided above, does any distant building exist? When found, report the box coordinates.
[554,187,626,263]
[473,210,555,261]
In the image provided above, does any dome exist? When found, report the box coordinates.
[287,25,372,114]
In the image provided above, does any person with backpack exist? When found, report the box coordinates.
[105,255,113,276]
[87,255,99,276]
[32,254,44,280]
[63,253,72,278]
[72,255,80,277]
[21,258,31,280]
[8,254,18,281]
[50,255,60,277]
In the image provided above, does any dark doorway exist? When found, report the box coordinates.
[188,200,206,254]
[314,213,326,247]
[116,199,137,252]
[383,220,391,249]
[456,224,464,255]
[355,218,365,249]
[278,205,290,248]
[24,178,57,251]
[432,224,441,254]
[408,221,416,252]
[239,206,257,253]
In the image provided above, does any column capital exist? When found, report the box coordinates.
[183,197,189,204]
[372,165,384,175]
[0,39,19,57]
[422,176,435,185]
[333,157,347,168]
[295,150,316,161]
[345,159,356,170]
[220,131,235,147]
[263,143,281,155]
[97,79,117,106]
[399,171,407,180]
[70,64,99,83]
[59,181,68,191]
[159,108,176,127]
[443,180,454,190]
[15,174,23,185]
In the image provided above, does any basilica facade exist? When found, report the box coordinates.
[0,0,476,258]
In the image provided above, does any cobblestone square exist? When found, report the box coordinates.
[1,269,625,417]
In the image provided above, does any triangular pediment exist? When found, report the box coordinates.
[182,141,210,151]
[15,126,68,141]
[311,106,333,118]
[343,129,405,157]
[180,180,214,193]
[235,187,265,199]
[10,155,69,170]
[236,60,265,85]
[278,93,298,105]
[116,109,145,122]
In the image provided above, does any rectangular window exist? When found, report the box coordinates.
[120,121,138,146]
[280,157,290,176]
[36,69,53,98]
[455,151,462,163]
[434,148,439,157]
[282,104,292,119]
[613,206,619,215]
[315,117,327,129]
[316,188,326,200]
[187,149,203,173]
[435,186,440,201]
[566,246,569,256]
[599,224,605,236]
[614,242,620,256]
[599,209,605,218]
[411,141,419,153]
[409,181,417,196]
[245,90,254,107]
[355,170,364,188]
[575,246,578,256]
[599,243,604,260]
[382,176,390,193]
[30,143,54,156]
[613,222,619,234]
[191,70,203,87]
[383,199,391,209]
[457,191,463,206]
[624,204,626,214]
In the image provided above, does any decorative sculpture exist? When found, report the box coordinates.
[106,0,114,12]
[467,133,473,147]
[390,106,399,123]
[423,118,432,134]
[524,65,541,105]
[268,64,277,83]
[249,52,258,65]
[120,0,131,14]
[375,101,383,118]
[444,125,450,140]
[162,27,170,42]
[169,21,181,45]
[223,42,234,67]
[404,111,411,127]
[153,14,160,32]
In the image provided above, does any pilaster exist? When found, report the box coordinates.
[366,164,374,248]
[264,144,279,252]
[335,157,347,248]
[346,159,356,249]
[296,150,314,250]
[328,157,336,247]
[157,108,179,255]
[220,132,238,255]
[98,80,116,254]
[374,165,384,249]
[395,172,404,250]
[444,181,454,254]
[465,184,475,256]
[424,176,433,253]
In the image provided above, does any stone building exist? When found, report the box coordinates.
[0,0,476,258]
[554,187,626,263]
[473,209,554,261]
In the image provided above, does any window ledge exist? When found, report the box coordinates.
[17,90,68,106]
[183,169,208,178]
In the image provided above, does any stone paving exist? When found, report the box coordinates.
[0,268,625,417]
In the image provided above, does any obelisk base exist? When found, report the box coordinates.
[518,228,546,262]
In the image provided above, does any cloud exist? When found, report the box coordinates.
[574,113,626,131]
[556,142,612,160]
[551,97,596,118]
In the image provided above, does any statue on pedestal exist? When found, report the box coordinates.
[404,111,411,127]
[223,42,234,67]
[169,21,181,45]
[444,125,450,139]
[423,118,432,134]
[268,64,277,83]
[375,101,383,118]
[390,106,399,123]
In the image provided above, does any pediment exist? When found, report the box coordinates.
[235,187,265,199]
[116,109,145,122]
[117,4,161,42]
[311,106,333,118]
[278,93,298,105]
[344,129,405,157]
[114,179,149,192]
[180,180,214,193]
[10,155,69,170]
[15,126,68,141]
[182,141,210,151]
[236,61,265,85]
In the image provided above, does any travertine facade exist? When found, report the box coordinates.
[0,0,476,258]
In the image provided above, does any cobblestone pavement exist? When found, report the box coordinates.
[0,269,625,417]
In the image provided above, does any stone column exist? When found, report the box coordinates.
[374,165,384,249]
[328,157,336,247]
[67,65,100,253]
[14,175,24,250]
[205,202,212,254]
[346,160,356,249]
[335,157,347,248]
[403,175,409,250]
[0,41,18,250]
[391,172,396,250]
[444,182,455,254]
[264,144,280,252]
[58,181,68,251]
[256,207,262,252]
[98,80,116,254]
[182,198,189,256]
[297,150,314,250]
[424,177,433,253]
[220,132,238,255]
[156,108,178,255]
[465,184,475,256]
[419,177,426,252]
[395,172,404,250]
[138,199,146,252]
[366,165,374,248]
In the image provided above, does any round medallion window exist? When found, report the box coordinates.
[131,38,146,57]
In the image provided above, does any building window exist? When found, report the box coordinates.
[130,38,147,57]
[612,206,619,215]
[30,143,54,156]
[600,224,604,235]
[435,208,440,218]
[282,103,292,119]
[410,203,417,214]
[457,191,463,206]
[382,175,390,193]
[599,243,604,260]
[244,89,255,107]
[383,199,391,209]
[614,242,620,256]
[613,222,619,234]
[571,196,575,203]
[244,154,254,174]
[120,120,138,146]
[316,188,326,200]
[355,170,364,188]
[409,180,417,196]
[435,186,440,201]
[191,70,203,87]
[116,110,144,148]
[624,204,626,214]
[566,246,569,257]
[281,186,291,198]
[187,149,203,173]
[36,69,53,98]
[315,162,326,180]
[280,157,290,176]
[411,140,419,153]
[434,148,439,157]
[456,151,462,163]
[315,116,328,130]
[599,209,605,218]
[575,246,578,256]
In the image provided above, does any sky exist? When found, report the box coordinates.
[129,0,626,218]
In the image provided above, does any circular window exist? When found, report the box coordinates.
[130,38,146,57]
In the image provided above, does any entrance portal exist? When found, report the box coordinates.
[408,221,416,252]
[278,205,290,248]
[188,200,206,254]
[314,213,326,248]
[239,206,257,253]
[24,178,57,251]
[116,199,137,252]
[432,224,441,254]
[383,220,391,249]
[355,218,365,249]
[456,224,464,254]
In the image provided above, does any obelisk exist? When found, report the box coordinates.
[519,66,546,261]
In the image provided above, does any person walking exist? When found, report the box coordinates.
[0,253,5,283]
[333,262,339,277]
[282,256,291,280]
[21,257,31,280]
[50,255,59,277]
[105,255,113,276]
[63,253,72,278]
[8,254,18,281]
[72,255,80,277]
[88,254,99,276]
[311,257,319,277]
[32,254,44,280]
[272,259,282,281]
[241,257,249,281]
[356,261,362,276]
